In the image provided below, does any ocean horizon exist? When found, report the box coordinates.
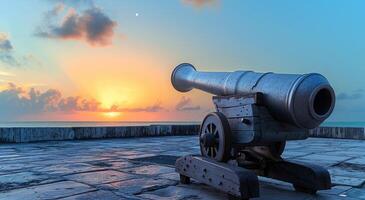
[0,121,201,128]
[0,121,363,128]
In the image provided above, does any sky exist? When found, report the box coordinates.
[0,0,364,122]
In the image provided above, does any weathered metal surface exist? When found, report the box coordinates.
[175,155,259,199]
[171,63,335,129]
[213,94,261,108]
[212,95,308,145]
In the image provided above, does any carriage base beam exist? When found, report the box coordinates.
[261,159,332,194]
[175,155,259,199]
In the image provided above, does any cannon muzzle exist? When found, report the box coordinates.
[171,63,335,129]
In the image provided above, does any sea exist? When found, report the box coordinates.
[0,121,201,128]
[0,121,363,128]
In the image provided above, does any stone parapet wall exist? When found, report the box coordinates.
[0,125,364,143]
[0,125,200,143]
[309,126,365,140]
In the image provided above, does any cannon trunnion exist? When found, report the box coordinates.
[172,63,334,199]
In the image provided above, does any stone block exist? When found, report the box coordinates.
[60,190,122,200]
[64,170,137,185]
[0,181,95,200]
[101,177,176,195]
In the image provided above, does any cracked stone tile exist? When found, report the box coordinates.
[64,170,138,185]
[331,175,365,187]
[158,172,180,181]
[341,188,365,199]
[35,163,103,176]
[113,150,145,156]
[318,185,353,196]
[0,163,39,172]
[123,153,157,159]
[65,156,111,163]
[328,166,365,179]
[0,181,95,200]
[100,177,177,195]
[346,158,365,165]
[0,171,58,191]
[137,184,227,200]
[0,154,21,160]
[257,181,312,200]
[89,160,138,170]
[60,190,123,200]
[124,165,175,176]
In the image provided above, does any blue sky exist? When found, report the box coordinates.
[0,0,364,121]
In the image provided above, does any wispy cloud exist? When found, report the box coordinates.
[0,70,15,77]
[0,33,20,67]
[51,0,95,8]
[0,33,13,51]
[175,96,201,111]
[337,89,364,100]
[0,33,42,68]
[110,102,165,113]
[182,0,218,8]
[36,4,117,46]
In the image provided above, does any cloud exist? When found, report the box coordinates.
[0,83,164,119]
[0,33,42,68]
[109,102,165,113]
[337,89,364,100]
[175,96,201,111]
[45,3,65,18]
[0,33,20,67]
[50,0,95,8]
[182,0,218,8]
[0,71,15,77]
[36,4,117,46]
[0,54,20,67]
[0,33,13,51]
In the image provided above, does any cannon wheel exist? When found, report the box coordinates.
[200,112,232,162]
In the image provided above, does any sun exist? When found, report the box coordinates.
[103,112,121,118]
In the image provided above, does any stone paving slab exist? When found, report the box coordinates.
[124,164,176,176]
[0,171,57,191]
[100,177,177,195]
[0,181,95,200]
[60,190,123,200]
[0,136,365,199]
[64,170,138,185]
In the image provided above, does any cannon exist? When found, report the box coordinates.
[172,63,335,199]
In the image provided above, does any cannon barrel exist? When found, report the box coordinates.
[171,63,335,129]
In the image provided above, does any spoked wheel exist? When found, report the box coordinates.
[200,112,232,162]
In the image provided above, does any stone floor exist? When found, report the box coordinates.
[0,136,365,200]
